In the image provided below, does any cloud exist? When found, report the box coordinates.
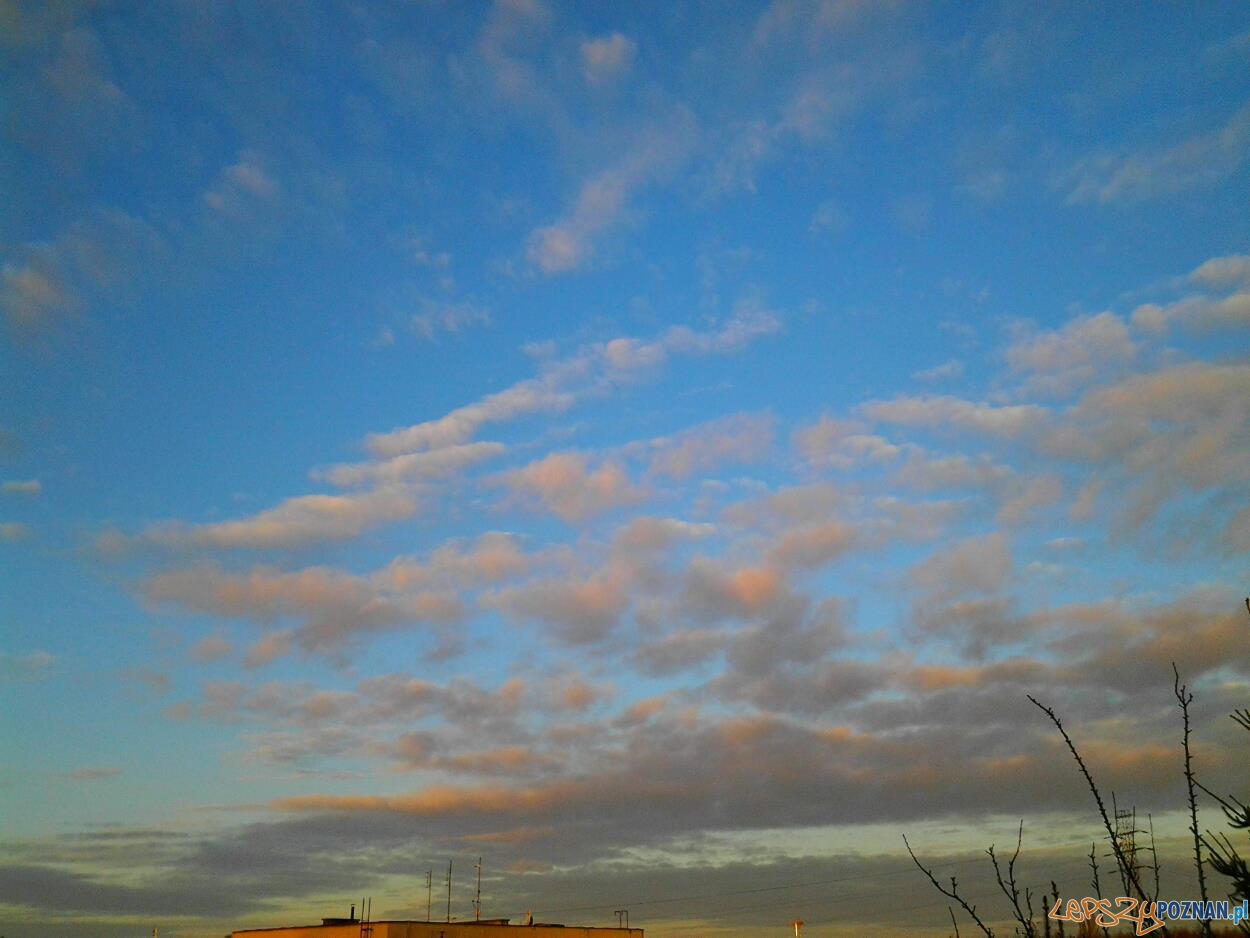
[376,533,533,592]
[316,441,506,488]
[1189,253,1250,290]
[994,474,1063,526]
[489,573,627,644]
[861,395,1045,438]
[891,451,1011,492]
[767,519,856,570]
[1063,102,1250,204]
[525,108,697,274]
[912,596,1026,660]
[243,630,294,669]
[642,413,775,480]
[410,302,491,341]
[1004,312,1135,396]
[365,309,779,457]
[2,478,41,495]
[203,151,278,214]
[1131,291,1250,333]
[138,488,420,550]
[634,628,731,675]
[912,359,964,382]
[706,75,861,196]
[65,766,122,781]
[0,521,30,541]
[792,416,902,470]
[1,649,56,682]
[681,560,786,621]
[502,451,646,522]
[909,532,1012,600]
[580,33,635,85]
[189,634,232,664]
[808,198,850,235]
[41,27,124,104]
[146,534,532,662]
[2,209,160,341]
[143,564,463,654]
[612,516,715,553]
[1034,361,1250,528]
[1,261,77,336]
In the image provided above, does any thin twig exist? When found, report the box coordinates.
[1089,842,1109,938]
[1174,662,1214,937]
[903,834,995,938]
[987,820,1036,938]
[1027,695,1152,903]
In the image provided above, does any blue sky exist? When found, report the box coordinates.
[2,2,1250,936]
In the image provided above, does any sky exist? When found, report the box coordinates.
[2,1,1250,936]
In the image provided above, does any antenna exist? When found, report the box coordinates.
[614,910,629,928]
[446,859,453,923]
[474,857,482,921]
[425,870,433,921]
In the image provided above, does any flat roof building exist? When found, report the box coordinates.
[231,920,642,938]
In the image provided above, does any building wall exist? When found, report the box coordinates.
[232,923,643,938]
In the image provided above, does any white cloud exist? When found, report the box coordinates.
[317,441,505,489]
[410,302,491,341]
[1064,103,1250,204]
[366,309,779,458]
[861,395,1045,438]
[525,108,696,275]
[909,532,1012,600]
[2,209,157,340]
[1005,312,1135,396]
[140,488,419,550]
[204,151,277,214]
[912,360,964,383]
[0,521,30,541]
[1190,253,1250,290]
[502,452,645,522]
[580,33,635,85]
[642,413,775,480]
[1,650,56,682]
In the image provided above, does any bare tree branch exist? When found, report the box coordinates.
[903,834,995,938]
[1175,662,1213,938]
[1089,842,1109,938]
[1027,695,1153,904]
[987,820,1035,938]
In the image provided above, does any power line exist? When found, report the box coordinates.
[532,835,1103,917]
[648,862,1105,931]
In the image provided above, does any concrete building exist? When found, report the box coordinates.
[231,918,642,938]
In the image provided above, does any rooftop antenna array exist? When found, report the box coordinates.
[445,859,453,923]
[614,909,630,928]
[425,869,433,922]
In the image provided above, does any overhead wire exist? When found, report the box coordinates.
[531,833,1109,919]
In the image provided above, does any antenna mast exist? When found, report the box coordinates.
[474,857,482,921]
[425,869,432,921]
[445,859,453,923]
